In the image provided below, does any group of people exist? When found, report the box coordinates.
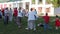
[0,7,60,31]
[0,8,13,25]
[37,14,60,31]
[0,7,27,26]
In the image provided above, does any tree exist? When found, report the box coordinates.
[57,0,60,7]
[51,0,60,8]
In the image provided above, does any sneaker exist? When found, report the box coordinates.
[37,24,40,26]
[25,28,29,30]
[25,28,31,30]
[34,28,36,31]
[18,26,21,28]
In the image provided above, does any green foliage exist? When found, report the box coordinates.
[46,0,60,8]
[46,0,52,4]
[32,0,35,4]
[52,0,60,8]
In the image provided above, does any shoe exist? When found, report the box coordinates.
[25,28,29,30]
[25,28,30,30]
[37,24,40,26]
[18,26,21,28]
[34,28,36,31]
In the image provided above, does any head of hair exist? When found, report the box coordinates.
[10,8,12,10]
[5,7,8,10]
[15,7,17,9]
[19,7,21,10]
[56,15,58,18]
[46,13,48,16]
[35,9,36,11]
[30,8,33,11]
[0,9,1,11]
[10,8,11,9]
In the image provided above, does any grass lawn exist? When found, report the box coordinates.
[0,17,60,34]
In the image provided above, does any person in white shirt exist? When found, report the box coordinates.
[9,8,13,22]
[16,7,23,28]
[4,8,9,25]
[22,9,26,17]
[26,8,38,31]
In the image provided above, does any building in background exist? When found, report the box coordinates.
[0,0,54,16]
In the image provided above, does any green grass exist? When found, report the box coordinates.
[0,17,60,34]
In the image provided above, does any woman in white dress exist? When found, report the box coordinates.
[9,8,13,22]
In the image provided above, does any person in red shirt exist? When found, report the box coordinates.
[43,13,50,31]
[14,8,18,17]
[55,15,60,30]
[13,8,18,23]
[1,8,4,16]
[59,20,60,27]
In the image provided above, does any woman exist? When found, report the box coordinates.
[9,8,13,22]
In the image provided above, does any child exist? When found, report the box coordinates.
[55,15,60,30]
[43,13,50,31]
[17,7,23,28]
[25,8,37,31]
[9,8,13,22]
[13,8,18,23]
[4,8,9,25]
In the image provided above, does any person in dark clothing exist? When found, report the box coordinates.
[37,23,44,27]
